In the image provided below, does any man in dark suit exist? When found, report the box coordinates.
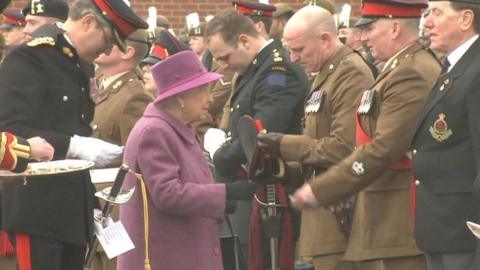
[411,1,480,269]
[204,9,308,269]
[0,0,147,269]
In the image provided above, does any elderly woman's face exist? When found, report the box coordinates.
[180,85,213,123]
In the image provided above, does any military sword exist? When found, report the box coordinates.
[84,164,129,269]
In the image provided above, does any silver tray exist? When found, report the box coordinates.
[0,159,94,179]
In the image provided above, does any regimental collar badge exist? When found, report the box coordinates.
[111,80,123,92]
[429,113,452,142]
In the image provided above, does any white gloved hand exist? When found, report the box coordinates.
[204,128,227,160]
[67,135,123,168]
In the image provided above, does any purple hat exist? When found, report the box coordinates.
[151,51,222,102]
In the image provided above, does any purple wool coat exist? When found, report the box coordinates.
[117,104,227,270]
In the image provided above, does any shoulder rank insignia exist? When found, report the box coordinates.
[272,66,286,72]
[429,113,452,142]
[27,37,55,47]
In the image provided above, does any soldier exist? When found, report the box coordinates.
[0,10,27,52]
[93,29,152,151]
[258,5,375,270]
[337,17,362,52]
[0,0,147,269]
[0,133,53,270]
[0,9,28,268]
[204,9,308,269]
[338,17,378,77]
[189,22,207,60]
[232,0,275,40]
[211,0,295,132]
[411,1,480,270]
[141,29,191,97]
[22,0,69,39]
[269,3,294,40]
[280,0,441,269]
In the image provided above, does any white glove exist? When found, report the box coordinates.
[67,135,123,168]
[204,128,227,160]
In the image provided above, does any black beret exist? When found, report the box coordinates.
[22,0,69,21]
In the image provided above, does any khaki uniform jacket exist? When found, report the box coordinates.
[279,46,375,257]
[307,42,441,260]
[218,72,238,130]
[192,60,234,139]
[209,61,235,126]
[91,69,153,166]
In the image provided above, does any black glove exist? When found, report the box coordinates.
[225,181,258,201]
[257,132,284,159]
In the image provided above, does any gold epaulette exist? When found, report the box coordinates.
[27,37,56,47]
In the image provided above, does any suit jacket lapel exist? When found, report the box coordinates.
[413,37,480,137]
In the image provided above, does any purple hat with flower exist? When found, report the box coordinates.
[151,51,222,102]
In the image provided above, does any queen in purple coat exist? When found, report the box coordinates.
[117,51,256,270]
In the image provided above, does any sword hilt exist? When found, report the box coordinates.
[101,164,129,218]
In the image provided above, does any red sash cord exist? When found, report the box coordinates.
[0,230,14,256]
[355,112,416,219]
[248,184,294,270]
[16,233,31,270]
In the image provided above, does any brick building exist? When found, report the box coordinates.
[7,0,362,34]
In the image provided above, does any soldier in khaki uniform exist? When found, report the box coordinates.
[91,29,152,270]
[92,30,152,151]
[192,58,234,140]
[258,6,375,270]
[264,1,442,270]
